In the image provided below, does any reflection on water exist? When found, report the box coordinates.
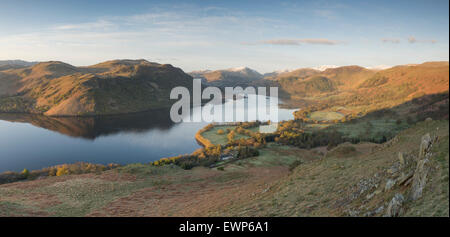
[0,108,175,140]
[0,95,297,172]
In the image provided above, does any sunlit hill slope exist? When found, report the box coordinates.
[0,59,193,116]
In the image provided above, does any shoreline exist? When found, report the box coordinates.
[0,121,261,176]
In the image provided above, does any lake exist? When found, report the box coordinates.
[0,94,296,172]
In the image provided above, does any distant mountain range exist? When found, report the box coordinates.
[190,62,449,112]
[1,59,448,117]
[188,64,394,84]
[189,65,374,95]
[0,60,39,71]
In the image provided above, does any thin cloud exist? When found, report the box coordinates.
[381,38,400,43]
[263,39,302,45]
[299,38,341,45]
[408,36,437,44]
[53,20,114,30]
[243,38,343,46]
[313,9,336,19]
[408,36,417,43]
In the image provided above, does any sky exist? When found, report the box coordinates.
[0,0,448,73]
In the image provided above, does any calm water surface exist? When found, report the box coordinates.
[0,95,296,172]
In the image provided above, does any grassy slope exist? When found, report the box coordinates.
[218,120,449,216]
[0,120,447,216]
[308,111,344,121]
[300,90,448,143]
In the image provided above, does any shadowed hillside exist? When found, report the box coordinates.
[190,67,263,88]
[0,60,39,71]
[278,75,336,96]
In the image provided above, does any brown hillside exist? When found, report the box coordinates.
[0,59,193,116]
[352,62,449,109]
[359,62,449,97]
[275,65,376,101]
[275,65,375,91]
[288,61,449,117]
[320,65,375,89]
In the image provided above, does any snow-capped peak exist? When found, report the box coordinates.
[312,65,339,71]
[365,65,392,70]
[225,67,262,76]
[274,69,294,73]
[190,69,212,74]
[228,66,250,72]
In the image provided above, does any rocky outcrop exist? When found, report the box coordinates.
[384,179,396,191]
[384,133,438,201]
[382,133,438,216]
[409,133,437,201]
[419,133,433,160]
[348,175,381,201]
[384,193,404,217]
[346,131,441,217]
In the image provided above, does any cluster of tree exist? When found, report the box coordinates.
[227,130,236,143]
[236,145,259,159]
[150,155,186,166]
[150,147,222,170]
[236,121,263,129]
[0,162,120,184]
[228,137,266,148]
[151,142,259,170]
[293,109,311,120]
[173,154,221,170]
[277,119,306,133]
[235,126,265,141]
[152,122,270,170]
[276,129,345,149]
[47,163,119,176]
[227,126,267,148]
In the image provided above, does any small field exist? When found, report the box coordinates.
[305,123,332,130]
[304,117,411,143]
[308,111,344,122]
[334,118,410,141]
[217,143,320,169]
